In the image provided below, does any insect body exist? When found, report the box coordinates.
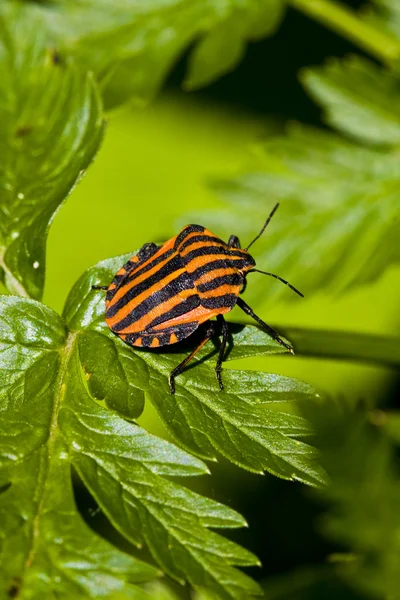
[93,203,303,394]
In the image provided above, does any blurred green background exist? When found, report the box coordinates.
[42,3,400,594]
[44,3,400,405]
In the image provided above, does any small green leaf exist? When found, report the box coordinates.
[0,297,66,464]
[301,55,400,146]
[78,330,145,420]
[0,9,104,299]
[185,0,284,89]
[65,254,325,487]
[223,323,294,361]
[187,123,400,303]
[63,253,132,332]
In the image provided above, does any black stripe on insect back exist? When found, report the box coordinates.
[116,247,176,290]
[124,332,171,346]
[107,255,185,317]
[201,294,238,309]
[174,225,205,249]
[190,258,249,281]
[178,234,223,252]
[125,322,197,347]
[196,273,242,293]
[111,273,196,331]
[146,295,200,329]
[183,246,247,264]
[139,334,170,348]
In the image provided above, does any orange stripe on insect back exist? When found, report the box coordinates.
[185,253,243,274]
[175,228,208,248]
[152,304,230,330]
[195,267,236,286]
[200,283,240,298]
[114,289,196,334]
[109,250,176,306]
[114,255,139,278]
[106,267,187,327]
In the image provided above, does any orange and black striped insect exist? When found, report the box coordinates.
[93,203,303,394]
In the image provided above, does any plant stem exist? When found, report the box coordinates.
[289,0,400,64]
[279,326,400,368]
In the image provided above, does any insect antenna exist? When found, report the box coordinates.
[248,269,304,297]
[244,202,279,252]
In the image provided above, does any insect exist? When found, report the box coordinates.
[93,203,303,394]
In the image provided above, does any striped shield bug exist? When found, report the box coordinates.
[93,203,303,394]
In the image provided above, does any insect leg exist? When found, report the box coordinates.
[215,314,229,390]
[92,285,108,291]
[169,321,217,395]
[236,297,294,353]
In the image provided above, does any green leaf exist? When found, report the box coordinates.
[301,55,400,146]
[0,9,104,300]
[3,0,285,109]
[186,123,400,303]
[78,329,145,420]
[0,294,263,599]
[290,0,400,66]
[185,0,284,89]
[218,322,290,361]
[363,0,400,48]
[63,254,325,487]
[0,296,158,599]
[304,399,400,599]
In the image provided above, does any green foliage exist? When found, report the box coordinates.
[0,7,326,598]
[302,55,400,146]
[1,1,400,599]
[303,399,400,600]
[184,59,400,304]
[66,254,324,485]
[0,11,104,300]
[0,275,322,598]
[2,0,285,109]
[0,294,265,599]
[363,0,400,42]
[0,297,158,599]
